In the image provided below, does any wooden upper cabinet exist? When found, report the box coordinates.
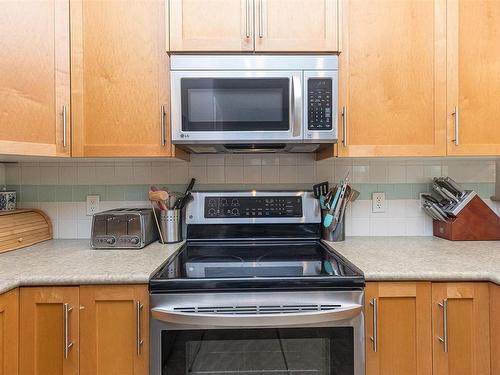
[0,289,19,375]
[71,0,171,157]
[255,0,338,52]
[432,283,490,375]
[447,0,500,156]
[170,0,253,52]
[338,0,447,157]
[365,282,432,375]
[19,287,79,375]
[80,285,149,375]
[0,0,70,157]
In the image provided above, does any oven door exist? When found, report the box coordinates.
[171,71,303,144]
[150,291,365,375]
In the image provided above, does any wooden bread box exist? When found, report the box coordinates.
[0,209,52,254]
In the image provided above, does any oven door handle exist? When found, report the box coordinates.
[151,304,362,327]
[291,74,302,138]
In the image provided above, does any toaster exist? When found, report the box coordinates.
[91,208,159,249]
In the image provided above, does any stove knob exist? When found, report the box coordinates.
[231,198,239,206]
[208,208,216,216]
[221,198,228,205]
[106,237,116,245]
[231,208,239,216]
[208,198,217,206]
[130,237,140,245]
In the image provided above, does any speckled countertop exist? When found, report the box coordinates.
[1,237,499,294]
[325,237,500,285]
[0,240,184,294]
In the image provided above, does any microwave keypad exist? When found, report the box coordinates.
[308,78,333,130]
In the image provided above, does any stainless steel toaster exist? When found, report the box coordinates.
[91,208,159,249]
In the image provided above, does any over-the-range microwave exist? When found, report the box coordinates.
[171,55,338,153]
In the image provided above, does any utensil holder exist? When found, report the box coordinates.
[159,209,182,243]
[321,210,346,242]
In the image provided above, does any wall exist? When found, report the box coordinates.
[4,155,498,239]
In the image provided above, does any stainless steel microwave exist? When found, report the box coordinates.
[171,55,338,153]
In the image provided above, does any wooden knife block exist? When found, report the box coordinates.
[433,196,500,241]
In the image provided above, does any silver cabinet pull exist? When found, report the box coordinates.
[437,299,448,352]
[341,106,347,147]
[63,303,74,359]
[62,105,67,147]
[258,0,263,38]
[136,301,144,355]
[369,298,377,352]
[451,106,459,146]
[245,0,250,38]
[160,105,166,146]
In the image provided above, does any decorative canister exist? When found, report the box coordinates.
[0,190,16,211]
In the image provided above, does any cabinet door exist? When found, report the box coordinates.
[255,0,338,52]
[432,283,490,375]
[0,289,18,375]
[491,283,500,375]
[0,0,70,157]
[19,287,79,375]
[71,0,171,157]
[365,282,432,375]
[447,0,500,155]
[170,0,253,51]
[338,0,447,157]
[80,285,149,375]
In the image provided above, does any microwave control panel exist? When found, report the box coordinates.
[307,78,333,131]
[204,196,302,218]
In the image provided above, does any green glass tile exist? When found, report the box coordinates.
[358,184,379,200]
[6,185,19,193]
[72,185,90,202]
[376,184,395,199]
[477,183,495,198]
[106,185,125,201]
[20,185,38,202]
[391,184,412,199]
[461,183,479,192]
[124,185,145,201]
[411,183,431,199]
[55,185,73,202]
[139,185,150,201]
[89,185,106,199]
[38,185,55,202]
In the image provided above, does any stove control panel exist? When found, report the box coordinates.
[205,196,303,218]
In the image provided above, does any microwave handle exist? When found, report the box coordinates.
[291,75,302,138]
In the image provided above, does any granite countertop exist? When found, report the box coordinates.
[326,237,500,285]
[0,240,184,294]
[1,237,499,294]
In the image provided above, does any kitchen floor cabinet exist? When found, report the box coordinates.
[169,0,338,52]
[432,283,490,375]
[365,282,432,375]
[19,287,79,375]
[0,0,71,157]
[70,0,172,157]
[491,283,500,375]
[446,0,500,156]
[0,288,18,375]
[79,285,149,375]
[336,0,447,157]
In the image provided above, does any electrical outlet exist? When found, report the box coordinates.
[86,195,100,216]
[372,192,386,213]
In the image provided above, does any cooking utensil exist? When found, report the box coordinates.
[149,188,168,210]
[330,181,350,231]
[174,178,196,209]
[323,184,342,228]
[349,189,360,202]
[313,181,329,199]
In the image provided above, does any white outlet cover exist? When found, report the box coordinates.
[86,195,100,216]
[372,192,386,213]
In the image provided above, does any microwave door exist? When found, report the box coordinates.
[171,71,303,144]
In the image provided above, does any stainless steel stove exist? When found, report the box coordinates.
[149,191,365,375]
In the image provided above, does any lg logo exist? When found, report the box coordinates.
[180,134,190,138]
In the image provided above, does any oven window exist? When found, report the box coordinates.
[181,78,290,131]
[161,327,354,375]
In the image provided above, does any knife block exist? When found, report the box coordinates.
[433,195,500,241]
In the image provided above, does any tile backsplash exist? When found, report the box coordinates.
[4,155,499,239]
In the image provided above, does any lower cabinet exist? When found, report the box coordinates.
[0,288,19,375]
[491,284,500,375]
[19,287,79,375]
[80,285,149,375]
[365,282,432,375]
[432,282,490,375]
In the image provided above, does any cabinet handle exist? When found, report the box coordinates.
[136,301,144,355]
[258,0,263,38]
[245,0,250,38]
[62,105,67,148]
[63,303,74,359]
[160,105,166,146]
[341,106,347,147]
[369,297,377,352]
[451,106,459,146]
[437,299,448,352]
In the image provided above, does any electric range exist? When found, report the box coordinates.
[149,191,365,375]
